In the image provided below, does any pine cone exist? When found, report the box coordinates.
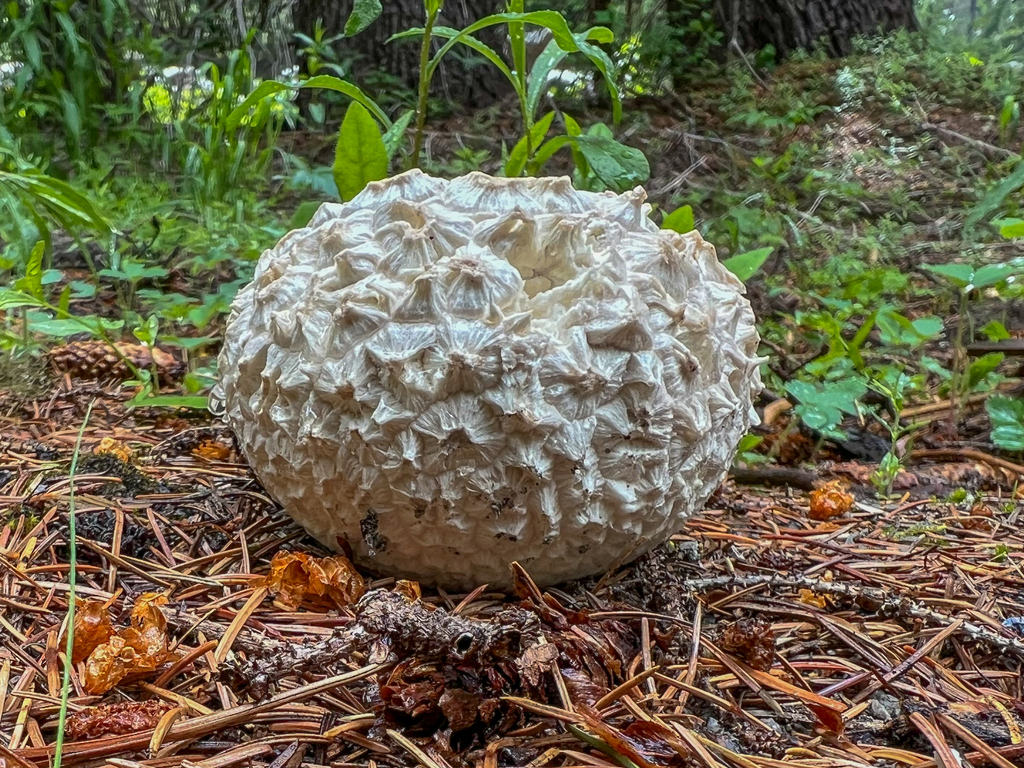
[48,341,185,382]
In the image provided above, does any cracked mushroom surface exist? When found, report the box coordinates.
[213,171,762,589]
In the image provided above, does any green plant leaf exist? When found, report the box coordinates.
[345,0,382,36]
[982,320,1011,341]
[973,262,1023,289]
[289,201,322,229]
[396,26,521,97]
[572,134,648,192]
[424,12,622,122]
[786,378,867,437]
[226,80,290,131]
[127,394,210,410]
[966,352,1004,390]
[334,102,389,202]
[921,262,974,288]
[1,170,112,235]
[302,75,392,127]
[662,205,695,234]
[986,395,1024,451]
[966,161,1024,231]
[228,77,390,133]
[525,27,617,120]
[998,218,1024,238]
[20,240,45,300]
[505,110,556,177]
[382,109,415,160]
[529,134,574,174]
[526,38,570,120]
[723,247,772,281]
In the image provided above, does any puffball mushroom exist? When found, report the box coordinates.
[212,171,762,589]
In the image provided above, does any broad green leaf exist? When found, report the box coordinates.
[30,316,124,336]
[786,378,867,436]
[526,38,570,119]
[334,102,389,202]
[562,113,589,177]
[573,134,649,192]
[345,0,382,36]
[982,320,1010,341]
[289,201,322,229]
[966,161,1024,231]
[21,240,44,300]
[922,260,1024,290]
[966,352,1004,390]
[737,433,763,452]
[662,205,694,234]
[723,247,772,282]
[505,111,556,177]
[921,262,974,288]
[973,262,1021,289]
[383,109,415,160]
[998,218,1024,238]
[22,30,41,69]
[987,395,1024,451]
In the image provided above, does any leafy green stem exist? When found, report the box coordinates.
[410,1,442,170]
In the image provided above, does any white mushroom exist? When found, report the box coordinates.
[213,171,762,589]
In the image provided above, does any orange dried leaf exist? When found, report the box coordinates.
[71,601,115,665]
[65,699,174,740]
[193,439,231,461]
[84,636,146,694]
[260,551,366,610]
[799,589,829,609]
[82,593,175,694]
[95,437,134,463]
[808,481,854,521]
[393,580,421,601]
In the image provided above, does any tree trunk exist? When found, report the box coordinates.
[292,0,509,107]
[715,0,918,58]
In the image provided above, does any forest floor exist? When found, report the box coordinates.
[4,38,1024,767]
[1,383,1023,767]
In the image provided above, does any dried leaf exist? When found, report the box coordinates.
[65,699,174,741]
[82,593,176,694]
[809,480,854,521]
[71,600,115,665]
[393,580,422,601]
[799,589,829,609]
[720,617,776,671]
[95,437,134,463]
[260,551,366,610]
[192,439,231,461]
[84,636,156,694]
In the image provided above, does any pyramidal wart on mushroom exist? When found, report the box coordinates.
[212,170,762,590]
